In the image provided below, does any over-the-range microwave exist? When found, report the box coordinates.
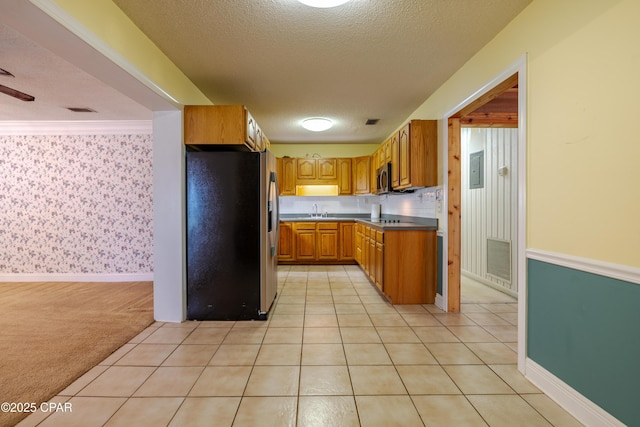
[376,163,392,194]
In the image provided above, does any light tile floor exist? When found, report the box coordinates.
[19,265,583,427]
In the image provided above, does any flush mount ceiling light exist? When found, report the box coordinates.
[302,117,333,132]
[297,0,351,8]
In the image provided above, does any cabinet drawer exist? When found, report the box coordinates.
[293,222,316,230]
[317,222,338,230]
[376,230,384,243]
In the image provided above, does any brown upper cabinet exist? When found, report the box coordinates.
[352,156,370,195]
[337,158,352,195]
[184,105,268,151]
[390,120,437,190]
[296,158,338,182]
[318,158,338,180]
[296,158,317,180]
[277,157,296,196]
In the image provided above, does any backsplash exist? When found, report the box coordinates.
[0,132,153,275]
[279,196,374,215]
[379,188,439,219]
[279,186,440,220]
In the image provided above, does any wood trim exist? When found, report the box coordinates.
[447,117,461,312]
[454,73,518,118]
[460,112,518,127]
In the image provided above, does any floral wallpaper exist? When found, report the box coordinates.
[0,133,153,274]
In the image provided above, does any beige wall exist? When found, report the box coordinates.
[408,0,639,267]
[47,0,209,105]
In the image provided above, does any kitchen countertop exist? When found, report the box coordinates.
[279,215,438,231]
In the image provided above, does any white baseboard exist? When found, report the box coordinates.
[0,273,153,282]
[525,358,624,427]
[434,293,445,311]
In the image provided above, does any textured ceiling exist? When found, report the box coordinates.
[0,0,531,142]
[112,0,531,143]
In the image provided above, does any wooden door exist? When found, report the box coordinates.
[390,130,400,188]
[277,158,296,196]
[246,110,257,150]
[277,222,295,261]
[294,223,316,260]
[339,222,355,261]
[383,138,391,163]
[297,159,316,180]
[375,242,384,291]
[353,156,370,195]
[337,158,352,195]
[398,123,410,188]
[355,224,364,265]
[317,158,337,180]
[317,223,339,261]
[370,150,379,193]
[368,230,376,282]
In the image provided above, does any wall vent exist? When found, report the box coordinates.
[487,238,511,282]
[67,107,97,113]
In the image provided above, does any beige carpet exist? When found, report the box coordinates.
[0,281,154,427]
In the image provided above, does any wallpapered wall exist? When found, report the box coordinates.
[0,133,153,274]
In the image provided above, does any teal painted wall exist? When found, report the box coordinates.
[437,235,443,295]
[527,259,640,426]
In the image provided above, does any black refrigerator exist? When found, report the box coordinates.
[186,150,279,320]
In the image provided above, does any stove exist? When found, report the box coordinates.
[371,218,410,224]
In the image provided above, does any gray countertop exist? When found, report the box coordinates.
[279,214,437,231]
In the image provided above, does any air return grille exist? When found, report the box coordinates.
[487,238,511,282]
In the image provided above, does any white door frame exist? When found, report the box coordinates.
[441,54,527,372]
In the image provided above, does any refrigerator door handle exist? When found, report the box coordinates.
[269,171,279,257]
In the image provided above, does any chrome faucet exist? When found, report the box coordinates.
[311,203,318,218]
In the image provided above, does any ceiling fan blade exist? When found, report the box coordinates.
[0,84,35,102]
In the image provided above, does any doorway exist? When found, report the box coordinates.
[442,57,527,370]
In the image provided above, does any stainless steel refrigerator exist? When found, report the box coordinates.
[186,150,279,320]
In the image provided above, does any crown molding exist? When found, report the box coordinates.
[0,120,152,136]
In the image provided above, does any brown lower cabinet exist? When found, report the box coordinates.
[278,221,356,264]
[279,220,436,304]
[355,223,436,304]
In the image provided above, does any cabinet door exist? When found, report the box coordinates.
[337,158,352,195]
[375,241,384,291]
[294,223,316,260]
[368,232,376,282]
[297,159,316,180]
[370,151,379,193]
[390,131,400,188]
[398,123,411,188]
[277,222,295,261]
[383,138,391,163]
[317,158,337,180]
[278,158,296,196]
[317,223,339,261]
[339,222,355,261]
[353,156,371,195]
[184,105,248,148]
[246,110,257,150]
[255,125,264,151]
[355,224,364,265]
[363,233,370,275]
